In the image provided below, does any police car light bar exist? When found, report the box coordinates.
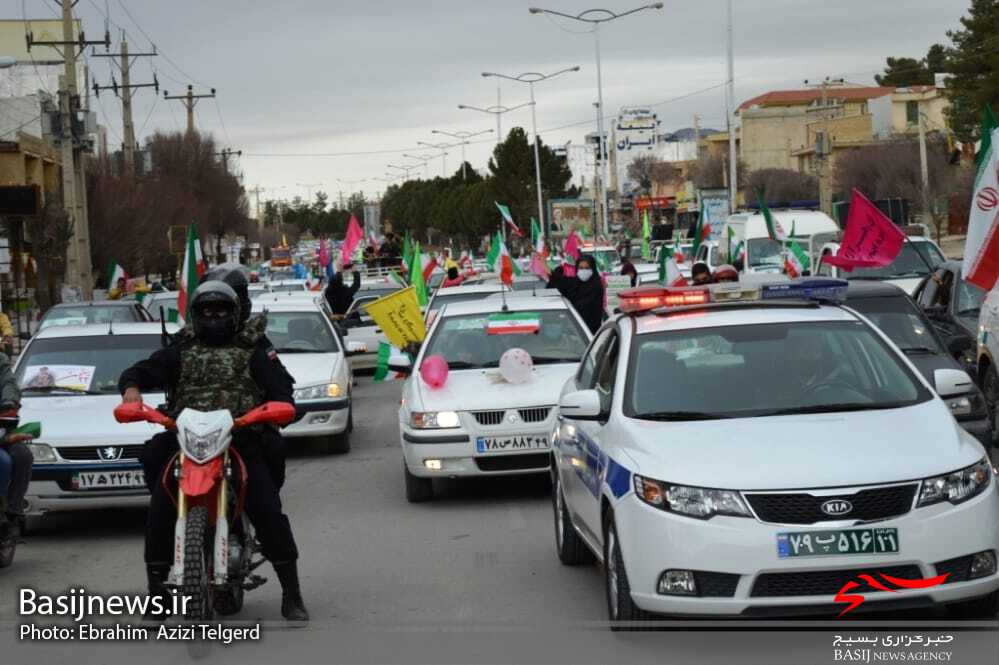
[617,278,849,314]
[617,287,710,313]
[759,278,848,303]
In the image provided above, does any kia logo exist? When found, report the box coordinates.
[820,499,853,517]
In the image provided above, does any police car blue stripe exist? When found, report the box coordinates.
[605,457,632,498]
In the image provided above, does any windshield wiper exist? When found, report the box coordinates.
[899,346,937,355]
[633,411,730,421]
[444,360,483,370]
[532,356,581,365]
[22,385,102,395]
[758,402,897,417]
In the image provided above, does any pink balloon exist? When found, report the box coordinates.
[420,354,449,389]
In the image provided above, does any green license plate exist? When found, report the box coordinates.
[777,528,899,558]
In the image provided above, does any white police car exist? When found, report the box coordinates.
[396,294,592,502]
[551,279,999,624]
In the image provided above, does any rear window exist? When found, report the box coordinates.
[264,311,340,353]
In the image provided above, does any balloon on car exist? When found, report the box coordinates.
[499,348,533,384]
[420,355,449,389]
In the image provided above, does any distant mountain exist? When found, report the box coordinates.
[661,127,720,141]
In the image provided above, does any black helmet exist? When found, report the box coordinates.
[201,263,251,324]
[190,281,240,345]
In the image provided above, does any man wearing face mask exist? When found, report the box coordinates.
[566,254,605,334]
[440,260,464,288]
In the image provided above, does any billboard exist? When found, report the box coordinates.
[614,107,659,197]
[700,189,730,241]
[548,199,595,238]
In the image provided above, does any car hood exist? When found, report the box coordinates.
[413,364,578,412]
[20,393,166,446]
[619,401,985,490]
[278,352,342,388]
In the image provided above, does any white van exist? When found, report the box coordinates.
[723,209,839,275]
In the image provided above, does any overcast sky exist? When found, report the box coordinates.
[47,0,971,202]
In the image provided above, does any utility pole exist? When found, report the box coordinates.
[164,84,216,135]
[247,186,264,230]
[726,0,738,214]
[213,148,241,261]
[27,0,109,299]
[92,37,158,176]
[917,98,931,228]
[804,77,844,217]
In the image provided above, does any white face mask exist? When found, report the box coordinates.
[577,269,594,282]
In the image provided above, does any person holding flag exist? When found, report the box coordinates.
[566,254,605,334]
[324,260,361,316]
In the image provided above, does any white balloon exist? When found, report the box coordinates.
[499,348,534,384]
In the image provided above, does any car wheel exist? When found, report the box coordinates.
[322,406,352,455]
[604,515,653,630]
[982,363,999,447]
[552,470,595,566]
[948,589,999,619]
[404,463,433,503]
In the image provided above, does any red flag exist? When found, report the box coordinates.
[822,189,905,271]
[342,215,364,265]
[563,231,581,263]
[318,237,331,267]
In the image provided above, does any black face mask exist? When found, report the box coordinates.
[447,268,459,280]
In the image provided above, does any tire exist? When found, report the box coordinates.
[322,406,352,455]
[182,506,214,621]
[982,363,999,447]
[214,584,244,616]
[604,516,653,630]
[948,589,999,619]
[552,470,595,566]
[404,464,433,503]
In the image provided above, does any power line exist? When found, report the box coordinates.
[115,0,207,87]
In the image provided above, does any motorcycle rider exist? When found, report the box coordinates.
[119,281,309,622]
[0,352,32,549]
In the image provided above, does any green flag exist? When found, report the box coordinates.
[641,210,651,261]
[373,342,392,382]
[14,422,41,438]
[755,189,783,241]
[976,105,998,170]
[727,226,736,262]
[485,231,502,271]
[402,231,412,271]
[657,240,668,284]
[409,242,429,306]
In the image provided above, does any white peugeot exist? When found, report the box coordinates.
[253,297,362,454]
[16,323,177,514]
[396,294,593,502]
[552,279,999,625]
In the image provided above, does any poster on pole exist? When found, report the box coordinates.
[548,199,595,238]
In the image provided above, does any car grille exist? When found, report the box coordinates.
[934,555,974,584]
[745,484,918,524]
[57,445,144,462]
[475,453,549,472]
[750,565,922,598]
[518,407,552,423]
[693,571,741,598]
[471,410,505,426]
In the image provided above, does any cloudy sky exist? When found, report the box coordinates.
[42,0,972,202]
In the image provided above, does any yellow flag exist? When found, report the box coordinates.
[362,286,427,348]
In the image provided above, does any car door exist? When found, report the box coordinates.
[920,268,960,344]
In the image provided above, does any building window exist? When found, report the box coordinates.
[906,100,919,126]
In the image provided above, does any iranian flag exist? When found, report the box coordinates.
[756,190,787,241]
[672,237,685,264]
[530,218,547,257]
[421,252,438,282]
[106,261,127,288]
[495,202,523,237]
[487,312,540,335]
[494,234,520,286]
[692,209,711,257]
[661,257,687,287]
[963,106,999,291]
[178,224,206,321]
[784,239,811,278]
[485,231,502,271]
[409,242,429,306]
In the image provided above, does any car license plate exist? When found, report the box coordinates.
[777,528,899,558]
[71,469,146,490]
[476,435,549,454]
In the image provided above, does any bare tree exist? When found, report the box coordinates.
[627,156,682,195]
[744,168,819,202]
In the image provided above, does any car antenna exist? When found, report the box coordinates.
[108,317,114,336]
[501,285,509,312]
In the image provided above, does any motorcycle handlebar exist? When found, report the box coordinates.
[113,401,295,431]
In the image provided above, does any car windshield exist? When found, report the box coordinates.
[40,305,140,329]
[746,238,784,269]
[428,272,445,289]
[16,334,165,394]
[509,277,546,291]
[845,242,945,280]
[625,321,930,420]
[846,296,945,355]
[263,311,339,353]
[270,283,307,293]
[955,278,986,317]
[424,310,589,369]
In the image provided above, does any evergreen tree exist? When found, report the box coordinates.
[945,0,999,141]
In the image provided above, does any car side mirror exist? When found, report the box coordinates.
[933,368,975,398]
[924,305,949,321]
[388,355,412,375]
[345,341,367,357]
[946,334,974,358]
[559,389,603,421]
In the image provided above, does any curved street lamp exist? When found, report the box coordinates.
[529,4,664,235]
[430,129,494,180]
[416,141,453,178]
[482,67,580,238]
[458,101,535,146]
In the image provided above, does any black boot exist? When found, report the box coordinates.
[143,565,171,622]
[274,562,309,622]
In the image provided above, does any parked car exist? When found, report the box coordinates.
[141,292,180,322]
[37,301,153,333]
[913,261,987,373]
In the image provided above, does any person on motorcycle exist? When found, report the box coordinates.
[138,265,289,493]
[0,353,32,549]
[118,281,309,622]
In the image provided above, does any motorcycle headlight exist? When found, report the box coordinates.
[26,442,56,463]
[945,390,987,419]
[409,411,460,429]
[917,459,993,507]
[293,383,342,401]
[633,475,751,520]
[181,428,225,464]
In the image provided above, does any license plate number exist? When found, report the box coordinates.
[71,469,146,490]
[476,435,549,454]
[777,528,899,558]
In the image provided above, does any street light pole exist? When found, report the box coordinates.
[431,129,494,180]
[482,66,580,240]
[726,0,737,213]
[417,142,452,177]
[529,3,664,237]
[458,101,536,147]
[403,154,433,180]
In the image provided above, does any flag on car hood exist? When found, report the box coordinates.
[487,312,540,335]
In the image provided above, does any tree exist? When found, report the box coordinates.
[488,127,572,225]
[945,0,999,141]
[626,156,682,196]
[744,168,819,202]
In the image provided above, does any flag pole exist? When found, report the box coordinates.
[902,230,937,275]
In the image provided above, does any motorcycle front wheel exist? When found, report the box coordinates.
[182,506,214,621]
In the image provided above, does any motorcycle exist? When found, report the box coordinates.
[0,410,35,569]
[114,401,295,620]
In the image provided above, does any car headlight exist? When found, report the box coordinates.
[633,475,751,519]
[917,459,993,507]
[293,383,342,401]
[26,442,56,463]
[409,411,460,429]
[945,390,987,419]
[180,428,225,464]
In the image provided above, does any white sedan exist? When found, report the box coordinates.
[253,297,362,454]
[395,294,592,502]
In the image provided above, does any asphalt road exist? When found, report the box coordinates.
[1,378,995,665]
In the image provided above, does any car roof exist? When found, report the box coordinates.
[440,296,570,316]
[49,300,138,309]
[632,303,859,334]
[33,322,180,339]
[844,281,909,298]
[252,297,323,312]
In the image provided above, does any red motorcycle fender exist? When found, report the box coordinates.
[179,457,223,497]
